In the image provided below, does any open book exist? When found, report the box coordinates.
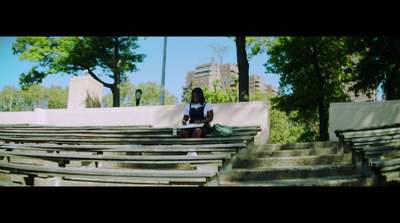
[178,123,204,129]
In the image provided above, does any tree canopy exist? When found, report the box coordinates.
[12,36,145,107]
[346,36,400,100]
[265,37,351,141]
[0,84,68,112]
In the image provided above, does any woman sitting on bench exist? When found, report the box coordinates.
[180,87,214,139]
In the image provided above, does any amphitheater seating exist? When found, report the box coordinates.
[0,124,260,186]
[335,123,400,185]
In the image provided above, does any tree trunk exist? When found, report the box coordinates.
[111,85,120,107]
[235,36,249,102]
[385,69,395,100]
[318,98,328,141]
[312,44,328,141]
[86,68,117,106]
[86,37,122,107]
[112,36,121,107]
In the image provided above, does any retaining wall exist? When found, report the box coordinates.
[0,101,270,145]
[329,100,400,141]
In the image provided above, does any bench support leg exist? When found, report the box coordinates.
[207,174,219,186]
[361,158,374,178]
[58,161,70,168]
[361,156,386,185]
[352,150,363,167]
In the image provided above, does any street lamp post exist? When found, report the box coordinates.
[9,93,13,112]
[135,89,142,106]
[160,37,167,105]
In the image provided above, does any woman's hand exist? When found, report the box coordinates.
[182,115,189,125]
[195,120,203,124]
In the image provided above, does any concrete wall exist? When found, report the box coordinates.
[0,101,270,145]
[67,76,103,109]
[329,100,400,141]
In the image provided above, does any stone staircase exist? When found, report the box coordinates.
[218,142,372,186]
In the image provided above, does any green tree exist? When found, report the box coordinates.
[249,89,271,102]
[235,36,275,102]
[0,85,21,112]
[45,85,68,109]
[0,84,68,111]
[244,37,274,60]
[265,37,351,141]
[181,84,192,104]
[12,36,145,107]
[203,78,239,104]
[102,80,178,107]
[247,89,318,143]
[207,43,237,102]
[203,79,230,103]
[346,36,400,100]
[269,107,318,144]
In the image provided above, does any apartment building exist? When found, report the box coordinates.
[345,82,378,102]
[343,55,378,102]
[182,58,279,101]
[249,75,279,95]
[182,58,238,94]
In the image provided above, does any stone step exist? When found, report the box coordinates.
[219,175,371,186]
[219,164,359,182]
[241,147,338,158]
[218,141,364,186]
[233,154,352,168]
[257,142,338,151]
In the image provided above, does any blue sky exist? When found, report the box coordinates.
[2,36,382,102]
[0,36,280,102]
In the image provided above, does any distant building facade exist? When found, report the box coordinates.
[345,82,378,102]
[343,55,378,102]
[249,75,279,95]
[182,58,279,101]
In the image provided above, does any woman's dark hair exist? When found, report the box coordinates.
[191,87,206,104]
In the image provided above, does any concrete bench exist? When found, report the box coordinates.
[0,143,245,153]
[0,124,154,129]
[0,142,246,186]
[371,156,400,173]
[0,150,231,167]
[0,124,260,186]
[335,124,400,161]
[0,127,174,137]
[0,136,253,145]
[335,123,400,184]
[0,161,217,186]
[0,125,260,145]
[335,123,400,153]
[0,126,260,138]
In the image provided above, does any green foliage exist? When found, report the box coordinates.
[102,79,179,107]
[265,37,351,141]
[244,37,274,60]
[346,37,400,100]
[12,36,145,107]
[85,91,102,108]
[230,36,275,61]
[191,76,317,143]
[0,85,68,112]
[203,77,239,104]
[249,89,272,103]
[203,79,233,103]
[181,86,192,104]
[269,107,319,144]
